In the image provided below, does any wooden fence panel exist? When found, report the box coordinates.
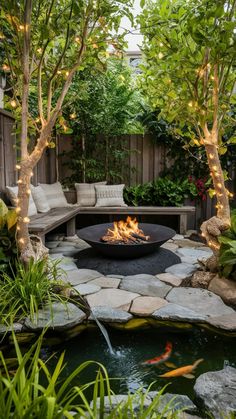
[0,110,17,200]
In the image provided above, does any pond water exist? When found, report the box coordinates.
[46,327,236,400]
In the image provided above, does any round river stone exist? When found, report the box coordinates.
[76,247,181,276]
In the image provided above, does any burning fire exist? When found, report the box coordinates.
[101,216,150,244]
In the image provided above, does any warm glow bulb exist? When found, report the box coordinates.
[209,153,214,159]
[16,207,21,213]
[30,171,33,176]
[2,64,10,71]
[27,189,31,195]
[217,183,222,188]
[65,71,69,76]
[188,101,193,108]
[23,216,30,223]
[15,164,21,170]
[70,113,76,119]
[158,52,164,59]
[17,179,23,184]
[212,165,217,171]
[57,70,62,74]
[10,100,17,108]
[19,238,24,244]
[37,48,42,53]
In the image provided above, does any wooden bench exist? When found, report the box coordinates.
[29,206,81,244]
[29,205,195,243]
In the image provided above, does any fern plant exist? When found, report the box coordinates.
[218,210,236,280]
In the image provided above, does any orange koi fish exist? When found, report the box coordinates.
[141,342,172,366]
[159,358,204,379]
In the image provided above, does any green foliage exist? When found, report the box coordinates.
[61,58,142,184]
[0,199,17,275]
[124,177,198,207]
[219,210,236,280]
[0,332,182,418]
[138,0,236,151]
[0,258,66,324]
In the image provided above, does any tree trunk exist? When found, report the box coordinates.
[200,136,231,269]
[81,132,86,183]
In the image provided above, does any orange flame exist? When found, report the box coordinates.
[104,216,149,243]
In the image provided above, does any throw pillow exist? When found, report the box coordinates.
[38,182,68,208]
[75,181,107,207]
[95,184,127,207]
[31,185,50,213]
[5,185,38,216]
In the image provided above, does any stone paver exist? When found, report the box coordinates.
[156,273,183,287]
[58,258,78,271]
[152,303,207,323]
[90,307,133,323]
[161,242,179,251]
[180,257,200,265]
[0,323,23,335]
[208,274,236,306]
[86,288,140,309]
[90,276,121,289]
[51,247,79,257]
[194,366,236,419]
[172,234,184,240]
[120,274,172,298]
[66,269,102,285]
[207,313,236,331]
[176,247,213,262]
[166,287,235,317]
[130,296,168,316]
[73,283,101,295]
[24,302,86,331]
[165,263,197,279]
[176,239,206,248]
[58,241,78,247]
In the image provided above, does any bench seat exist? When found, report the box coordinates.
[29,205,195,243]
[29,206,81,243]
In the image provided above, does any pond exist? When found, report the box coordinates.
[46,327,236,400]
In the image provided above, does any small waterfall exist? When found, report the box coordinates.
[90,311,115,355]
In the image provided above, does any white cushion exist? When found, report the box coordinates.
[75,182,107,207]
[5,185,38,216]
[38,182,68,208]
[31,185,50,213]
[95,184,127,207]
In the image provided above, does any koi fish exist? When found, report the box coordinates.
[141,342,172,366]
[159,358,204,379]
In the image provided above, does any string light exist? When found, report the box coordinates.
[57,70,62,74]
[65,71,69,77]
[35,117,40,123]
[10,100,17,108]
[16,226,20,231]
[23,217,30,223]
[37,48,42,53]
[15,164,21,170]
[19,238,25,244]
[92,43,98,49]
[2,64,10,71]
[158,52,164,59]
[75,37,80,43]
[70,113,76,119]
[159,42,163,47]
[212,165,218,171]
[188,101,193,107]
[209,153,214,159]
[18,25,24,31]
[17,179,23,184]
[30,171,33,176]
[16,207,21,213]
[27,189,31,195]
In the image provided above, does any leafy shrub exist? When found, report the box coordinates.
[124,177,198,207]
[0,258,67,324]
[219,210,236,280]
[0,199,17,275]
[0,332,182,418]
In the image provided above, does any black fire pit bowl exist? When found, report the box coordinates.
[78,223,175,259]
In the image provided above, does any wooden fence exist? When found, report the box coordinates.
[2,109,234,228]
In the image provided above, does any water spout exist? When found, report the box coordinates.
[90,310,115,355]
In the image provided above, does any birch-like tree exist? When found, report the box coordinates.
[138,0,236,259]
[0,0,132,262]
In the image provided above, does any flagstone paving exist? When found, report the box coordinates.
[1,234,236,340]
[42,234,236,335]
